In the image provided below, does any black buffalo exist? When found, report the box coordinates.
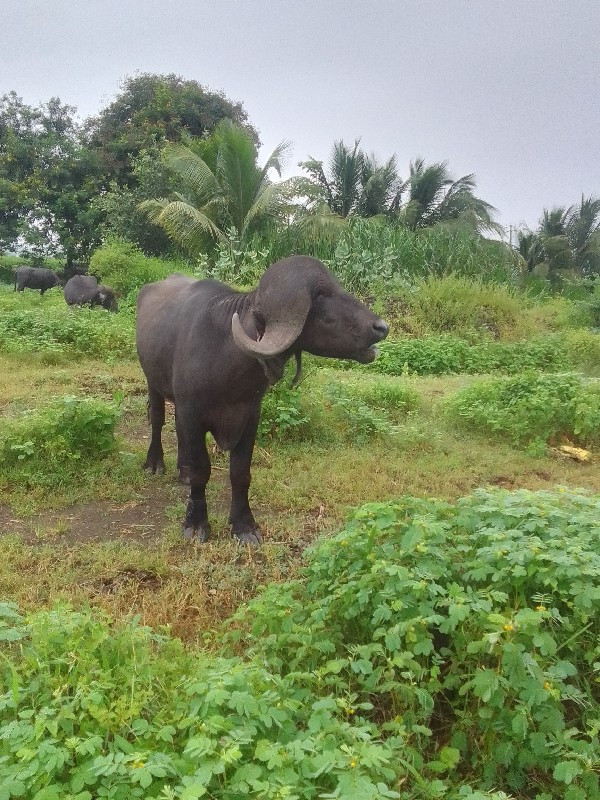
[14,266,61,294]
[136,256,388,544]
[64,275,118,312]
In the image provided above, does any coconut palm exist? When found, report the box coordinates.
[140,120,296,253]
[399,158,499,234]
[298,140,402,219]
[535,196,600,276]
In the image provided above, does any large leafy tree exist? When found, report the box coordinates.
[92,144,176,256]
[298,144,497,234]
[0,92,102,264]
[87,73,258,187]
[140,120,296,253]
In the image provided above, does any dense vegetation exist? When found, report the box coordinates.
[2,71,600,799]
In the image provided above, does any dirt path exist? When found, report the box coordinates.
[0,483,180,545]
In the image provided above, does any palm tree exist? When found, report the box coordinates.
[535,196,600,276]
[298,139,402,219]
[566,195,600,275]
[516,229,545,272]
[399,158,499,234]
[140,120,296,253]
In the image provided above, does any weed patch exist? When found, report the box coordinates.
[231,488,600,798]
[445,371,600,451]
[0,395,121,490]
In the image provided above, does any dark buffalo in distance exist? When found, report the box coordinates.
[64,275,118,312]
[136,255,389,545]
[14,266,61,294]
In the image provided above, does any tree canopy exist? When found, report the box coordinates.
[86,73,259,187]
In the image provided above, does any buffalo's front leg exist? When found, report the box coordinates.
[180,423,212,542]
[229,409,262,545]
[143,386,165,474]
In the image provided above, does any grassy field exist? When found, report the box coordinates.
[1,282,599,645]
[3,278,600,798]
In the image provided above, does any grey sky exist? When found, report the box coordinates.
[2,0,599,233]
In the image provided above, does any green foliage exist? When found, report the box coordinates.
[88,72,257,185]
[141,121,296,255]
[0,605,403,800]
[326,220,519,293]
[0,285,135,361]
[233,488,600,798]
[0,91,103,262]
[89,239,181,297]
[364,334,576,377]
[401,274,529,340]
[258,381,310,443]
[0,395,120,488]
[258,372,419,447]
[446,372,600,450]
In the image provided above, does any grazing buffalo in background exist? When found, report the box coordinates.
[64,275,118,312]
[136,255,389,544]
[14,266,61,294]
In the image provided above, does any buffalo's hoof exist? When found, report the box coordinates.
[183,524,211,543]
[143,462,165,475]
[232,528,263,545]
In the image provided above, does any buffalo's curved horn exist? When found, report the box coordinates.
[232,311,307,359]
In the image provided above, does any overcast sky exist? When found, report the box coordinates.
[2,0,599,234]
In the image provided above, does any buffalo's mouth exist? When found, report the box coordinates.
[355,344,379,364]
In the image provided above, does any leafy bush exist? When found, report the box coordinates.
[232,488,600,798]
[0,395,120,488]
[399,275,531,340]
[362,335,582,377]
[445,371,600,450]
[0,286,135,361]
[324,384,393,444]
[258,372,419,446]
[90,239,188,297]
[258,380,310,443]
[0,604,405,800]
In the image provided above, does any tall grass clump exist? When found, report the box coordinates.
[232,488,600,798]
[445,371,600,451]
[399,274,531,340]
[249,218,521,293]
[0,395,120,489]
[0,286,135,361]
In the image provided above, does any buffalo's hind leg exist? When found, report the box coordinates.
[228,407,262,545]
[143,386,166,475]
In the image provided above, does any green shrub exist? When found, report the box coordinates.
[401,274,531,340]
[0,395,120,489]
[445,371,600,450]
[89,239,188,297]
[0,604,405,800]
[233,488,600,798]
[0,286,135,361]
[325,384,393,444]
[362,334,580,376]
[258,380,310,443]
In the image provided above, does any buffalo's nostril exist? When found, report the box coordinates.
[373,320,389,339]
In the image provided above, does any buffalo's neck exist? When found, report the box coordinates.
[223,290,293,386]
